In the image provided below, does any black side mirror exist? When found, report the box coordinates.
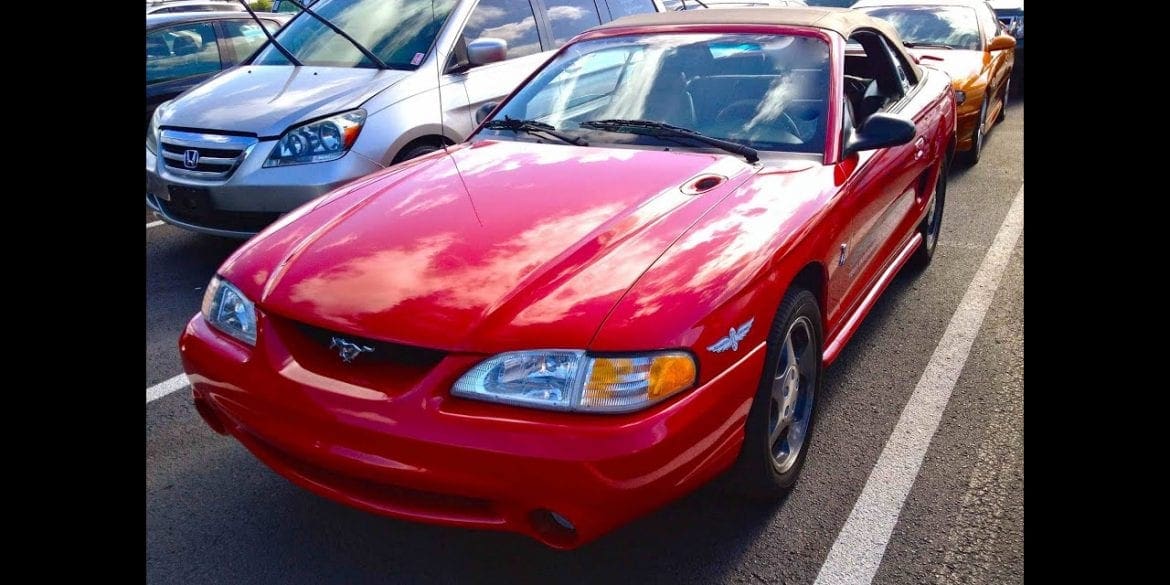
[844,113,915,155]
[475,102,499,125]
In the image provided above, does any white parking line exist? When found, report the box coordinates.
[814,186,1024,585]
[147,220,166,229]
[147,373,189,404]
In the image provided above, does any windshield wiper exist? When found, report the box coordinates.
[280,0,389,69]
[579,119,759,163]
[236,0,301,66]
[903,42,953,50]
[483,117,588,146]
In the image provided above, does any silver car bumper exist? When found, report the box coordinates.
[145,141,384,238]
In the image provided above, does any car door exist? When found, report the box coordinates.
[145,20,227,124]
[828,32,933,328]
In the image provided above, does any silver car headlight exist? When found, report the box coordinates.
[201,276,257,346]
[452,350,697,413]
[147,105,165,154]
[263,109,366,167]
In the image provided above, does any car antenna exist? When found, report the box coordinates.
[433,0,480,227]
[235,0,302,66]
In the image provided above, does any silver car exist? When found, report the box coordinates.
[146,0,665,237]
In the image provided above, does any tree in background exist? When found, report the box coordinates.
[249,0,273,11]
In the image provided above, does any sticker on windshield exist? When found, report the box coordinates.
[411,53,424,66]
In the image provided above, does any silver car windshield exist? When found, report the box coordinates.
[483,33,831,155]
[253,0,456,69]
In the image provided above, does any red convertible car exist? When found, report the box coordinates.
[181,8,957,549]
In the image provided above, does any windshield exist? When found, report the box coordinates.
[253,0,456,69]
[858,6,981,51]
[481,33,831,155]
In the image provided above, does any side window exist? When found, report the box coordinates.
[544,0,602,47]
[603,0,658,19]
[462,0,542,60]
[979,4,1000,45]
[879,36,913,95]
[146,22,223,85]
[222,20,271,62]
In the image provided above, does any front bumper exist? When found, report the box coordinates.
[180,313,765,548]
[146,143,383,238]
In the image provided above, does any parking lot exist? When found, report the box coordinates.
[147,96,1023,584]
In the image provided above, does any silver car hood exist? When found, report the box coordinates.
[156,65,410,137]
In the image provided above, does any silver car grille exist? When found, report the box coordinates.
[159,130,258,180]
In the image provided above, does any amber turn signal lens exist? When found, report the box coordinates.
[580,352,697,412]
[649,354,697,399]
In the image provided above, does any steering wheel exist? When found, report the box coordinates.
[715,99,803,140]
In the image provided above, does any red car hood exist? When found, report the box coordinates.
[220,140,773,353]
[909,48,985,85]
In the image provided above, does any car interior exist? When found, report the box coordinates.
[576,38,833,154]
[146,26,220,84]
[842,30,915,131]
[510,33,918,156]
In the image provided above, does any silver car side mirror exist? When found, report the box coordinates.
[468,38,507,67]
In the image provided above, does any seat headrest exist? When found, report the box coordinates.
[172,34,201,57]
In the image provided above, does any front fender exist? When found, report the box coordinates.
[590,163,841,387]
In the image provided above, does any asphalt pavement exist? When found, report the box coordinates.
[146,98,1024,584]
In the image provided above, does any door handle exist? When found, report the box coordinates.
[914,137,926,160]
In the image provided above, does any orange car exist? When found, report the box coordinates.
[853,0,1015,165]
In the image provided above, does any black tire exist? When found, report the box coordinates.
[959,95,988,166]
[727,288,823,499]
[393,142,444,164]
[908,157,947,271]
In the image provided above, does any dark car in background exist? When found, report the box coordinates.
[146,11,290,125]
[990,0,1022,93]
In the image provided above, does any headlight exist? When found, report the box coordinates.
[147,105,164,154]
[452,350,697,413]
[263,109,365,167]
[201,276,257,346]
[954,90,966,105]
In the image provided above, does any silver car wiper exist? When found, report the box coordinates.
[580,119,759,163]
[235,0,302,66]
[278,0,391,69]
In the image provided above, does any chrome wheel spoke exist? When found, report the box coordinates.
[769,418,786,448]
[771,376,787,405]
[797,341,817,381]
[783,335,798,371]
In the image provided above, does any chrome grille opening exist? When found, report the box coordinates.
[159,130,257,180]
